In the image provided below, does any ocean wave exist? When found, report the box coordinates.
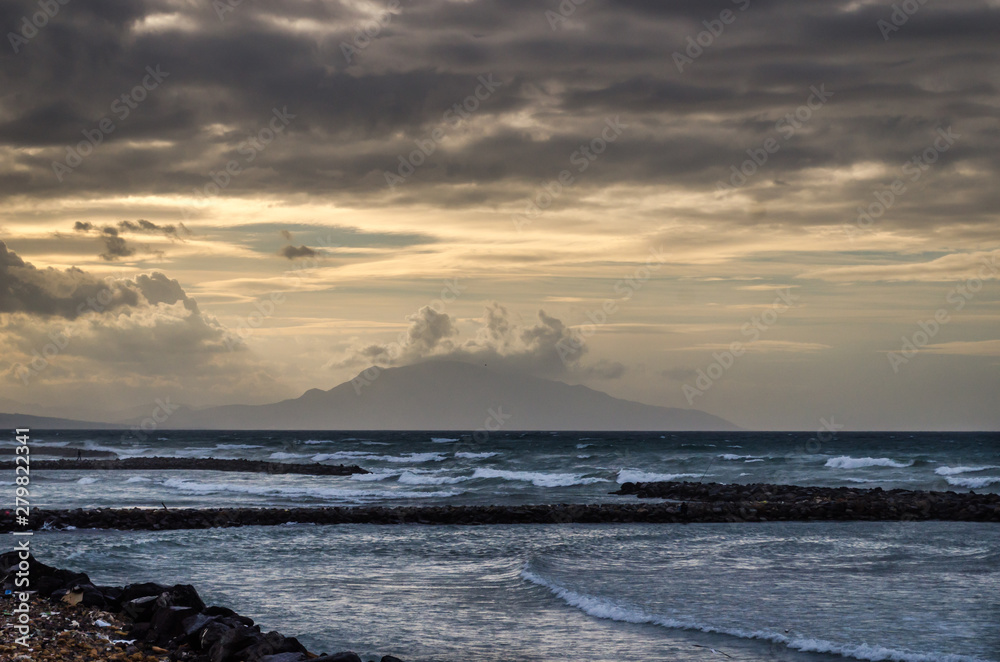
[268,452,310,460]
[616,469,703,484]
[270,451,448,464]
[77,477,98,485]
[430,437,459,443]
[720,454,766,462]
[576,443,593,449]
[471,468,608,487]
[825,456,913,469]
[397,471,470,485]
[348,471,398,482]
[944,475,1000,489]
[454,452,499,459]
[521,566,987,662]
[215,443,263,449]
[161,477,460,501]
[376,452,448,464]
[125,476,151,483]
[934,465,1000,476]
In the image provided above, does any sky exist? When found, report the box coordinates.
[1,0,998,430]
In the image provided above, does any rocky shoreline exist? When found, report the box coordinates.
[0,552,400,662]
[20,457,370,476]
[614,480,1000,521]
[2,481,998,533]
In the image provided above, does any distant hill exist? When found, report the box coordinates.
[0,412,123,430]
[164,360,738,430]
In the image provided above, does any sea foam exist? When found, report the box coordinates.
[934,465,999,476]
[521,566,988,662]
[616,469,703,484]
[825,456,913,469]
[471,468,607,488]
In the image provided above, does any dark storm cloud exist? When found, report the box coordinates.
[0,240,205,319]
[280,245,318,260]
[72,219,187,260]
[1,0,997,235]
[0,240,140,318]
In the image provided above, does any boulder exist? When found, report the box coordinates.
[313,653,363,662]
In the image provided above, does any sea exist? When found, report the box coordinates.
[16,430,1000,662]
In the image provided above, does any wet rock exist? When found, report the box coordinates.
[313,653,363,662]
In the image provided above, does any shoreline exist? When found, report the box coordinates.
[0,552,395,662]
[4,482,998,532]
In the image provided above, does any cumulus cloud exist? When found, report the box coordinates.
[333,302,625,380]
[0,241,283,404]
[280,245,319,259]
[0,240,140,318]
[72,219,189,261]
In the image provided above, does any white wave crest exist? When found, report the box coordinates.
[77,477,98,484]
[306,451,447,464]
[944,475,1000,489]
[349,471,399,482]
[397,471,470,485]
[162,477,459,501]
[825,456,913,469]
[521,567,988,662]
[934,465,1000,476]
[268,452,310,460]
[430,437,459,443]
[454,452,499,459]
[471,468,607,487]
[616,469,703,484]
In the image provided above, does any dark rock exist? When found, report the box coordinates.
[259,655,308,662]
[121,582,172,603]
[149,605,200,646]
[381,656,406,662]
[123,594,159,622]
[313,654,363,662]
